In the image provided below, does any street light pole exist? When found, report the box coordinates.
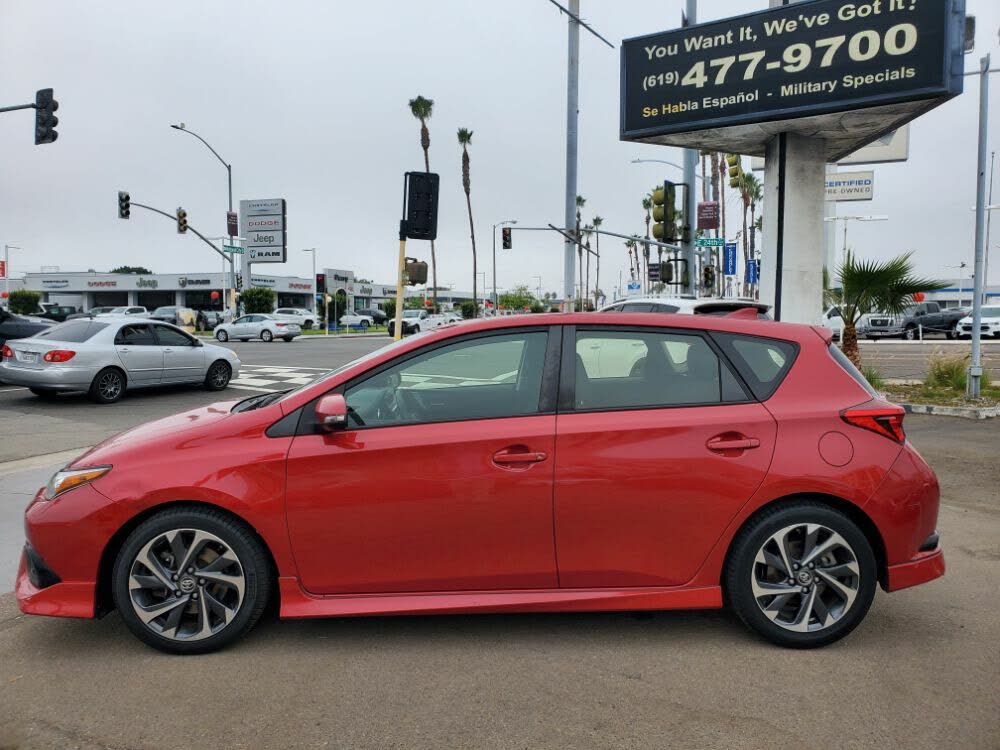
[170,124,239,311]
[492,219,517,315]
[968,53,991,399]
[822,215,889,268]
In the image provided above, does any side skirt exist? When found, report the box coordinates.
[277,578,723,619]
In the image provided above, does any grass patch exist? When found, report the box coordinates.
[884,383,1000,408]
[860,365,885,391]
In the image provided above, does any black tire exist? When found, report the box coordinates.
[260,329,273,343]
[215,329,229,342]
[112,506,272,655]
[29,387,58,398]
[724,501,877,649]
[902,326,917,341]
[946,324,957,340]
[88,367,126,404]
[283,336,294,342]
[204,360,232,391]
[360,320,370,330]
[303,320,314,331]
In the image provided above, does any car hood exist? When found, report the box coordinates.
[70,400,240,467]
[959,316,998,324]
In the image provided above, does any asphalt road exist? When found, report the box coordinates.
[0,334,997,748]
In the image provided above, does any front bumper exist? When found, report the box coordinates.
[886,547,945,592]
[862,327,904,338]
[16,549,96,618]
[0,361,98,389]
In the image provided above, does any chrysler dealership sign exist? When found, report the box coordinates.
[240,198,287,263]
[621,0,965,158]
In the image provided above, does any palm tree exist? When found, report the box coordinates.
[835,251,947,367]
[744,173,762,295]
[642,194,653,293]
[575,195,586,308]
[582,224,593,306]
[457,128,478,318]
[409,95,437,310]
[591,215,603,304]
[625,237,637,281]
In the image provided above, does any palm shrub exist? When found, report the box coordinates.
[860,365,885,391]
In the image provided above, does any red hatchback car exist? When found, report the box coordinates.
[16,313,944,654]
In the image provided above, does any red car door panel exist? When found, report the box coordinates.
[285,416,558,595]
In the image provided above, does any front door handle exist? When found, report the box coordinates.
[706,435,760,454]
[493,448,548,465]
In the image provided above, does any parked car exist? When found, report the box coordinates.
[817,307,874,342]
[36,304,80,323]
[863,302,966,340]
[387,308,435,336]
[1,318,240,403]
[214,314,300,342]
[273,307,318,330]
[0,307,53,347]
[339,312,374,330]
[66,306,118,320]
[149,306,196,327]
[194,309,224,332]
[96,306,148,318]
[15,313,943,654]
[357,307,388,325]
[956,305,1000,339]
[601,296,771,317]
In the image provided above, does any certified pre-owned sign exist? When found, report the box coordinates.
[239,198,287,264]
[621,0,965,157]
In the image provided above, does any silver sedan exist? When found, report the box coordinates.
[213,313,301,342]
[0,318,241,404]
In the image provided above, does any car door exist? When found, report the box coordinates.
[153,324,206,382]
[113,323,162,385]
[553,325,778,588]
[284,327,560,595]
[229,315,252,337]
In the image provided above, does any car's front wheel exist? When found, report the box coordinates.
[902,325,917,341]
[260,329,273,342]
[724,501,876,649]
[113,507,272,654]
[303,320,314,330]
[204,360,232,391]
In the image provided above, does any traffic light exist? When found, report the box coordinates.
[316,273,326,294]
[402,172,440,241]
[34,88,58,145]
[117,191,130,220]
[726,153,743,188]
[176,207,188,234]
[703,265,716,288]
[501,227,512,250]
[661,261,673,284]
[651,182,677,242]
[235,275,243,291]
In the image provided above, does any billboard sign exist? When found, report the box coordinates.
[825,170,874,201]
[697,201,720,230]
[621,0,965,159]
[239,198,286,264]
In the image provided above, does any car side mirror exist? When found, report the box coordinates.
[316,393,348,431]
[193,339,203,347]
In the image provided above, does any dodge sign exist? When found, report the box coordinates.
[621,0,965,159]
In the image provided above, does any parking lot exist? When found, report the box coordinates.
[0,336,997,749]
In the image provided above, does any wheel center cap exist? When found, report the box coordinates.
[797,570,813,585]
[179,576,196,593]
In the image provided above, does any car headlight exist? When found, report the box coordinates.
[44,466,112,500]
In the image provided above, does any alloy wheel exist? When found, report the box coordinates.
[127,528,246,642]
[751,523,860,633]
[99,371,123,401]
[208,362,230,388]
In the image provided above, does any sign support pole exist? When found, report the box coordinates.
[394,225,407,342]
[968,52,991,399]
[562,0,580,312]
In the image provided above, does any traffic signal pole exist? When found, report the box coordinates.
[394,226,407,341]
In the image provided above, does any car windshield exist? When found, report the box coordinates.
[404,311,421,318]
[978,306,1000,318]
[152,307,175,314]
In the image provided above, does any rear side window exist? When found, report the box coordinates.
[828,344,877,397]
[34,321,108,342]
[711,333,798,400]
[619,303,654,313]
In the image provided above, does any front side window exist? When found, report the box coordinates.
[345,331,548,428]
[574,330,741,410]
[116,324,156,345]
[154,325,194,346]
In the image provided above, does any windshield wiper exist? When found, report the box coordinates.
[232,389,291,412]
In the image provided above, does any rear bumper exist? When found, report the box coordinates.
[886,548,945,592]
[0,362,97,389]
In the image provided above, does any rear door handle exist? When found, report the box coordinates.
[493,449,548,465]
[706,436,760,452]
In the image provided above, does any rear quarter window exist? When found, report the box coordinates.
[710,333,798,400]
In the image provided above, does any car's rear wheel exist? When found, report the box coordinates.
[303,320,314,330]
[283,336,295,342]
[360,320,370,330]
[113,507,271,655]
[902,325,917,341]
[88,367,126,404]
[725,502,876,649]
[215,329,229,342]
[260,329,273,342]
[204,360,232,391]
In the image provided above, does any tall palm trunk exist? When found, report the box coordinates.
[419,120,438,311]
[842,322,861,368]
[461,146,477,318]
[594,232,600,304]
[741,193,749,297]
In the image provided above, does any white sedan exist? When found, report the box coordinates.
[273,307,318,330]
[339,313,375,330]
[957,306,1000,339]
[214,314,300,342]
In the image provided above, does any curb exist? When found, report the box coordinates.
[897,402,998,420]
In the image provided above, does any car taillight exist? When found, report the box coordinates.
[275,323,287,327]
[841,406,906,443]
[1,344,12,359]
[43,350,76,363]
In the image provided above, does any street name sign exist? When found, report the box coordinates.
[222,244,244,254]
[621,0,965,160]
[695,237,725,248]
[239,198,286,263]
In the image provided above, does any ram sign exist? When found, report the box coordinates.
[621,0,965,160]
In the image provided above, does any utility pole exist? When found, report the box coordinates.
[968,52,991,399]
[681,0,698,296]
[563,0,580,311]
[302,248,317,315]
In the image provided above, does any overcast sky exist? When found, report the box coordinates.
[1,0,998,297]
